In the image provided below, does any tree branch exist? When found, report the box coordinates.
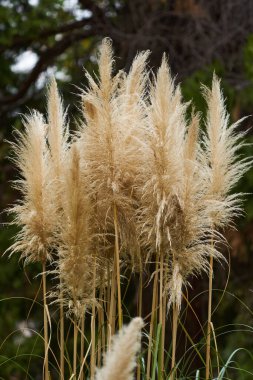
[0,18,93,53]
[0,28,97,106]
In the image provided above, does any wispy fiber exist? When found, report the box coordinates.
[165,110,220,310]
[46,77,68,378]
[202,75,252,380]
[56,143,99,319]
[8,111,56,264]
[95,317,144,380]
[138,58,223,311]
[47,77,69,183]
[138,55,187,259]
[80,39,149,264]
[202,75,252,227]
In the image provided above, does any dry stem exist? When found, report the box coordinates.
[101,287,106,357]
[205,253,213,380]
[91,258,97,380]
[90,310,96,379]
[171,304,179,380]
[73,320,78,379]
[137,271,143,380]
[80,315,85,380]
[108,264,116,348]
[113,204,123,329]
[42,261,49,380]
[60,293,64,380]
[97,284,104,367]
[158,250,165,379]
[146,258,159,380]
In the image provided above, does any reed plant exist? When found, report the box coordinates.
[6,38,252,380]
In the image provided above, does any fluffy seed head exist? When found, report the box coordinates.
[202,75,252,227]
[95,318,144,380]
[55,143,100,319]
[80,39,149,267]
[8,111,56,264]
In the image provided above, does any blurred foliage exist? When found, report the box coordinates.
[1,0,253,378]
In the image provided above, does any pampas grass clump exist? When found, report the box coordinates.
[6,38,252,380]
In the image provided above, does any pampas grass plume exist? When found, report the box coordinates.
[80,39,149,263]
[203,75,252,227]
[47,77,68,180]
[56,142,98,318]
[95,318,144,380]
[8,111,56,264]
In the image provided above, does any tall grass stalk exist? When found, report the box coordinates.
[97,306,102,367]
[73,320,78,379]
[151,323,162,380]
[146,259,159,380]
[46,78,68,380]
[201,76,252,378]
[137,270,143,380]
[97,283,105,367]
[42,262,49,380]
[101,287,106,357]
[90,312,96,380]
[60,293,65,380]
[91,261,97,380]
[108,263,116,348]
[80,316,85,380]
[171,304,179,380]
[113,204,123,329]
[205,254,214,379]
[158,250,165,379]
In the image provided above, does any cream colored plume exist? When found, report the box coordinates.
[95,317,144,380]
[56,142,99,319]
[47,77,69,180]
[138,60,223,310]
[202,75,252,227]
[8,111,56,264]
[137,55,189,310]
[165,111,221,311]
[80,38,149,264]
[138,54,187,258]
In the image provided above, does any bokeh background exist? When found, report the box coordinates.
[1,1,253,379]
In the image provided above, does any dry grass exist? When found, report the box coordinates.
[6,39,252,380]
[95,318,144,380]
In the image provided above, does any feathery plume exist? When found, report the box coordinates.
[47,77,69,180]
[8,111,56,264]
[139,58,221,310]
[7,111,55,378]
[46,77,69,378]
[137,55,188,376]
[202,75,252,227]
[56,143,100,319]
[80,39,149,264]
[95,318,144,380]
[79,38,149,332]
[138,55,187,257]
[202,75,252,380]
[165,111,222,310]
